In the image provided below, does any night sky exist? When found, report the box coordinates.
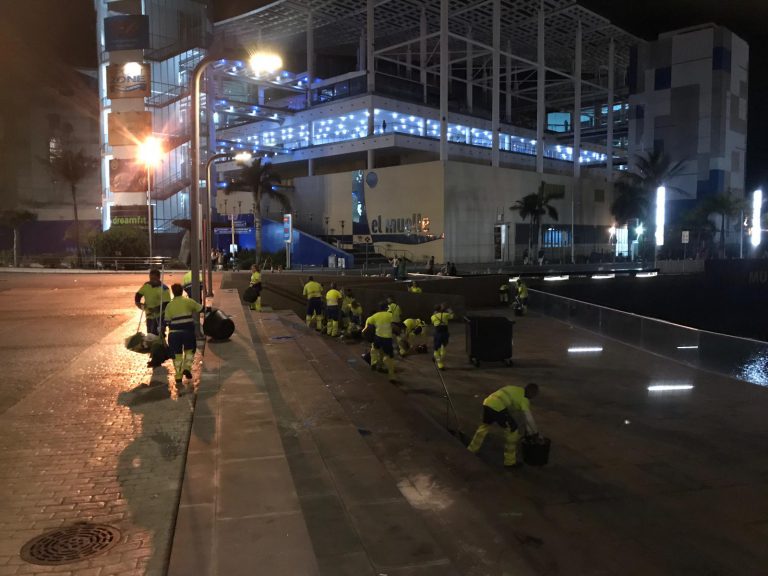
[3,0,765,188]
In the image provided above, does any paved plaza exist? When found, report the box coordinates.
[1,271,768,575]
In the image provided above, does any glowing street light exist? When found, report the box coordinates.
[191,50,282,305]
[138,136,163,260]
[752,189,762,248]
[249,52,283,76]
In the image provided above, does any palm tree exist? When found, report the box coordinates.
[510,181,563,258]
[0,210,37,266]
[42,149,98,267]
[611,150,685,225]
[700,192,744,257]
[229,157,290,261]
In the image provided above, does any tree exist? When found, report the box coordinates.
[42,148,98,267]
[0,210,37,266]
[510,181,563,258]
[229,157,291,261]
[611,150,685,225]
[700,192,744,258]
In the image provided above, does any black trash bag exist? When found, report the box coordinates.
[361,324,375,342]
[243,285,259,304]
[204,308,235,340]
[522,436,551,466]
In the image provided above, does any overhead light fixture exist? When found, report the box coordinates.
[647,384,694,392]
[543,275,569,281]
[752,189,762,247]
[636,271,657,278]
[676,345,699,350]
[591,273,615,280]
[568,346,603,353]
[655,186,666,246]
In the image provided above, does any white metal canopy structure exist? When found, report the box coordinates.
[209,0,642,176]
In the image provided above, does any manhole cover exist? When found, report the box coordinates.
[20,523,121,565]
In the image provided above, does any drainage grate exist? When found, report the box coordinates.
[20,523,121,565]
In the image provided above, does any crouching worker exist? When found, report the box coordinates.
[364,302,396,382]
[164,283,203,389]
[467,383,539,468]
[398,318,425,356]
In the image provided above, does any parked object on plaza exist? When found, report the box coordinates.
[465,316,514,367]
[522,435,551,466]
[242,284,259,304]
[203,308,235,340]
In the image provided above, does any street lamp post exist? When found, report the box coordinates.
[138,136,163,263]
[190,51,282,304]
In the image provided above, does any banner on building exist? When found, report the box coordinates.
[104,15,150,51]
[109,159,147,193]
[107,63,150,99]
[108,111,152,146]
[111,205,152,230]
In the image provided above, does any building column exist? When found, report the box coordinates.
[607,38,615,180]
[359,32,365,71]
[572,21,582,264]
[406,44,413,79]
[421,7,428,104]
[536,4,545,174]
[573,20,582,179]
[440,0,449,162]
[367,149,374,170]
[308,158,314,176]
[491,0,500,167]
[306,11,314,108]
[466,27,473,113]
[367,0,375,93]
[506,40,512,122]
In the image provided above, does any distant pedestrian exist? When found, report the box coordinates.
[449,262,457,276]
[134,268,171,336]
[391,256,400,280]
[164,283,203,390]
[427,256,435,275]
[467,383,540,467]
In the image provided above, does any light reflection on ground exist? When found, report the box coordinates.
[737,351,768,386]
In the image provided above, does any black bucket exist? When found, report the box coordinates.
[203,308,235,340]
[521,436,551,466]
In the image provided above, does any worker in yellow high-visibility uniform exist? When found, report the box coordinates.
[249,264,262,311]
[364,302,396,382]
[182,269,204,301]
[163,283,203,389]
[303,276,323,330]
[134,268,171,335]
[346,299,363,337]
[398,318,425,356]
[467,383,539,467]
[430,304,454,369]
[408,281,422,294]
[325,282,343,337]
[499,280,510,304]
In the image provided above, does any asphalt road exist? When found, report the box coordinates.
[0,271,188,414]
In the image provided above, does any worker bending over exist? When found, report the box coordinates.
[430,304,454,369]
[135,268,171,335]
[364,302,396,382]
[303,276,323,330]
[467,383,539,467]
[398,318,425,356]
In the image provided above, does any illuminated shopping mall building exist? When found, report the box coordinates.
[94,0,747,264]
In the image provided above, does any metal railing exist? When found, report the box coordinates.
[528,289,768,386]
